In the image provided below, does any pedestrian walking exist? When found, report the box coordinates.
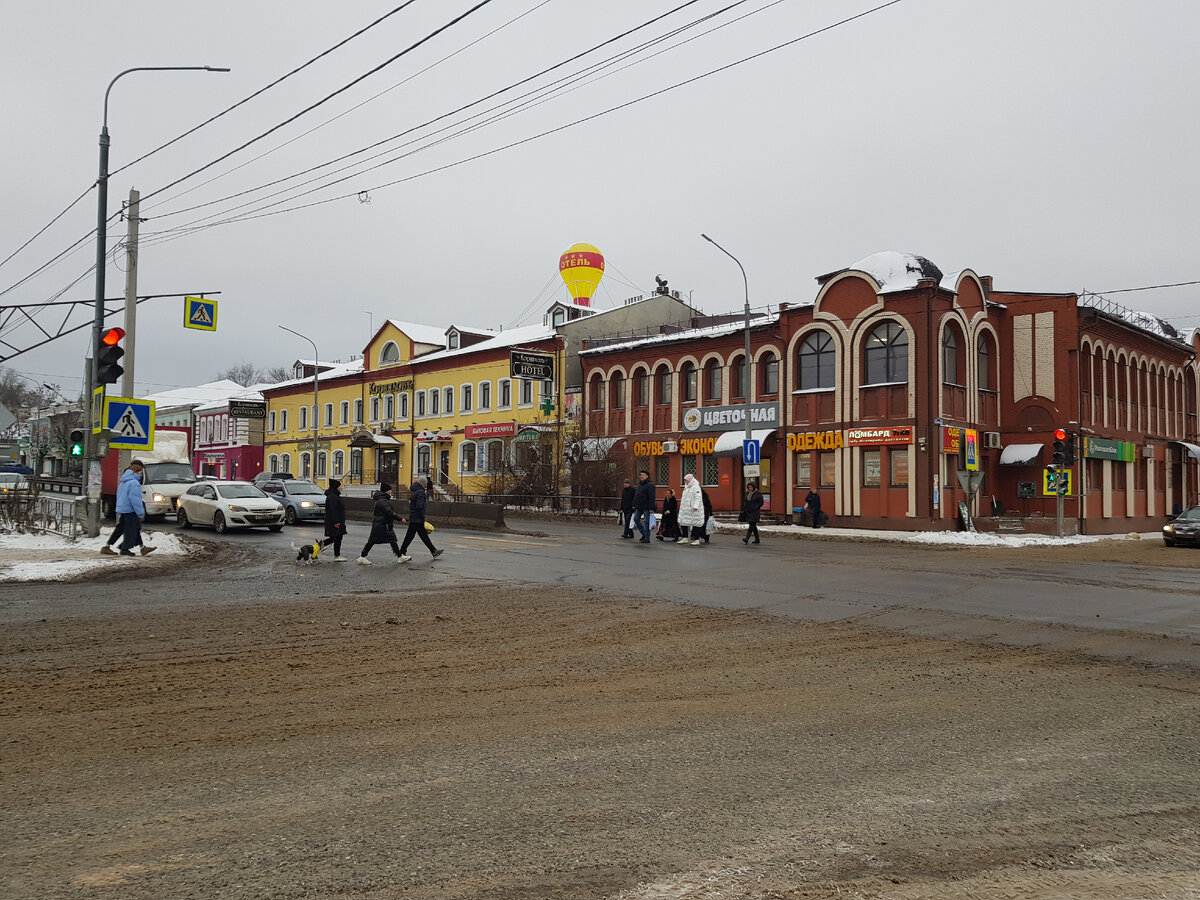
[115,460,155,557]
[657,489,681,541]
[701,487,714,544]
[356,483,405,565]
[399,476,443,560]
[741,481,763,544]
[677,473,705,544]
[99,515,125,555]
[619,477,635,538]
[632,469,656,543]
[804,487,823,528]
[295,478,349,562]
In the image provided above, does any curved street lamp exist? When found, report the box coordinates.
[278,326,320,479]
[701,233,753,445]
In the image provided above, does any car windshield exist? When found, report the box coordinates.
[143,463,197,484]
[284,482,324,496]
[217,483,268,500]
[0,474,24,486]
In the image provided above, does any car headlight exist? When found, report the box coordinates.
[1164,524,1175,533]
[300,501,314,508]
[152,493,166,503]
[228,504,249,512]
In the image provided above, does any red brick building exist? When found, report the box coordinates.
[579,251,1199,534]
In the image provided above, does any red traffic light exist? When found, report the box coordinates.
[101,327,125,346]
[1053,428,1067,441]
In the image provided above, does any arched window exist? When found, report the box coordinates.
[460,441,477,473]
[280,453,291,473]
[730,356,746,400]
[268,454,279,472]
[430,389,440,416]
[798,331,835,390]
[610,372,625,409]
[633,370,649,407]
[324,402,334,427]
[316,451,327,478]
[379,342,400,366]
[486,440,505,473]
[333,449,344,477]
[339,401,349,425]
[704,360,722,401]
[760,352,778,396]
[350,449,362,478]
[864,322,908,384]
[681,362,698,402]
[655,364,672,406]
[977,335,993,391]
[941,328,960,385]
[298,406,308,430]
[417,444,431,475]
[300,452,311,479]
[590,374,605,410]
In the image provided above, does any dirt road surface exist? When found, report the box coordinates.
[3,550,1199,900]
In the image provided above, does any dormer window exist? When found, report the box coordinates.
[552,308,566,327]
[448,331,460,350]
[379,341,400,366]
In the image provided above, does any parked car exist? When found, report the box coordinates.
[258,479,326,525]
[176,481,285,533]
[252,471,295,486]
[1162,507,1200,547]
[0,472,30,500]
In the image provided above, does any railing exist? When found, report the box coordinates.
[35,495,84,538]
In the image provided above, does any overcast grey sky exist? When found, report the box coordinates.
[3,0,1198,397]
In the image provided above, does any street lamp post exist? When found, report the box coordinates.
[701,234,753,446]
[279,326,319,480]
[87,64,229,535]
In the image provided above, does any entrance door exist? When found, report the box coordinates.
[744,458,771,511]
[438,449,450,484]
[377,448,399,487]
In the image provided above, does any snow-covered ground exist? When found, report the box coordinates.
[0,523,1161,585]
[0,530,188,582]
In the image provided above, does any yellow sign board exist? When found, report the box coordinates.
[185,296,218,332]
[1042,467,1073,496]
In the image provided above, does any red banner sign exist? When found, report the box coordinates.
[845,426,913,447]
[465,421,516,439]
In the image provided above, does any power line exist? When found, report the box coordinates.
[0,183,94,274]
[1090,280,1200,295]
[134,0,499,208]
[141,0,910,237]
[109,1,423,179]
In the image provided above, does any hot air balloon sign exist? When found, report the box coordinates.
[559,242,604,308]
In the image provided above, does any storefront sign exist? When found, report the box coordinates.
[229,400,266,419]
[1084,437,1136,462]
[942,427,961,453]
[679,437,717,455]
[963,429,979,471]
[681,402,778,433]
[511,351,554,380]
[845,426,913,446]
[370,379,413,395]
[787,430,844,452]
[633,441,666,456]
[465,421,516,439]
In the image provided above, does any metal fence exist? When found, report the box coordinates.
[33,495,84,539]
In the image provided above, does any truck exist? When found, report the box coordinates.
[101,426,197,521]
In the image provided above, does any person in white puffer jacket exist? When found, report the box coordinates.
[677,473,706,545]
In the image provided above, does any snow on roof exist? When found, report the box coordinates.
[829,251,945,294]
[193,387,266,413]
[1079,295,1186,344]
[268,359,365,392]
[386,320,447,348]
[579,311,779,356]
[145,379,247,410]
[411,324,555,365]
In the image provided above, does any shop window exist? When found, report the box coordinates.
[655,456,670,486]
[864,322,908,384]
[268,453,279,472]
[350,449,362,477]
[1113,461,1126,492]
[461,442,477,474]
[486,440,504,473]
[862,450,882,487]
[798,331,835,390]
[301,452,312,479]
[281,453,291,474]
[889,449,909,486]
[702,456,719,486]
[681,454,697,481]
[795,454,812,488]
[820,453,836,488]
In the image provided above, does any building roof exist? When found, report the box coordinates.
[408,323,555,366]
[820,250,945,294]
[386,320,448,349]
[267,360,365,392]
[145,380,248,410]
[578,311,778,356]
[193,387,266,414]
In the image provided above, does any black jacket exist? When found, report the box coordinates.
[407,481,428,524]
[742,489,764,524]
[805,490,822,514]
[633,478,656,511]
[323,487,346,538]
[620,485,635,513]
[369,490,401,541]
[702,489,713,520]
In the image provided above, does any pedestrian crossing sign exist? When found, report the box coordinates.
[185,296,218,331]
[105,396,156,450]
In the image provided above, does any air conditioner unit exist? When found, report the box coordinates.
[661,440,679,453]
[1143,444,1155,458]
[372,425,382,435]
[983,431,1001,449]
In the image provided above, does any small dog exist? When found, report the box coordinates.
[291,541,321,564]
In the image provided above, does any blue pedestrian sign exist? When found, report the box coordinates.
[743,438,760,465]
[105,396,156,450]
[185,296,218,332]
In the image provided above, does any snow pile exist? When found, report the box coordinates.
[846,250,944,294]
[753,523,1154,548]
[0,529,187,582]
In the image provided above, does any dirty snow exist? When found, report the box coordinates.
[0,530,188,582]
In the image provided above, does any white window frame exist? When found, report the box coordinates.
[268,453,278,472]
[316,451,327,478]
[459,440,478,475]
[333,449,344,477]
[430,389,440,416]
[460,383,473,413]
[443,386,454,416]
[298,406,308,430]
[353,398,363,425]
[339,401,349,426]
[280,452,291,474]
[478,381,491,411]
[369,396,380,423]
[379,341,400,366]
[300,452,311,479]
[415,390,426,418]
[324,403,334,428]
[499,378,512,410]
[519,378,534,407]
[269,410,277,433]
[398,392,409,420]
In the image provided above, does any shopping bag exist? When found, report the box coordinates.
[648,513,657,532]
[705,515,718,535]
[424,521,435,533]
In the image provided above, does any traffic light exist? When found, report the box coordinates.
[1052,428,1067,467]
[68,428,85,457]
[1064,432,1077,466]
[97,326,125,385]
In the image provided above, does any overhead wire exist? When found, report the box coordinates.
[0,183,95,274]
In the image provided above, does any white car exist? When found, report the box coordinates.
[176,480,285,534]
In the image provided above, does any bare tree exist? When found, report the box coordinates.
[259,365,291,384]
[215,363,292,387]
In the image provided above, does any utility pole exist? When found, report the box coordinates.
[119,188,140,477]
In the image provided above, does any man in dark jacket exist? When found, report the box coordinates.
[632,469,656,543]
[619,478,635,538]
[804,487,822,528]
[294,479,348,563]
[741,481,764,544]
[356,483,404,565]
[399,476,442,560]
[701,487,714,544]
